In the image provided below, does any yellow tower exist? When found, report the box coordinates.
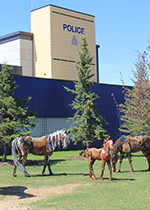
[31,4,97,81]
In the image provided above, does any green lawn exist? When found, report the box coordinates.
[0,150,150,209]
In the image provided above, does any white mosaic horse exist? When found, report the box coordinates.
[12,130,70,177]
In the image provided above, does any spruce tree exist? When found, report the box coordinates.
[64,37,108,147]
[0,64,37,161]
[119,47,150,135]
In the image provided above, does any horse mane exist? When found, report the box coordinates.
[48,130,69,150]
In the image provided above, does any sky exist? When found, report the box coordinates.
[0,0,150,86]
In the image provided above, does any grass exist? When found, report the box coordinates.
[0,150,150,209]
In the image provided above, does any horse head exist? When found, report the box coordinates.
[103,137,114,150]
[103,137,114,156]
[136,135,150,147]
[61,130,70,149]
[107,137,114,151]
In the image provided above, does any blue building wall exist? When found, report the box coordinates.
[13,75,124,140]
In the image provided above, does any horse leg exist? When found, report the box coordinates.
[13,163,17,177]
[100,160,106,181]
[146,156,150,171]
[147,159,150,171]
[22,155,30,177]
[107,160,112,181]
[117,153,124,172]
[89,158,96,180]
[142,150,150,171]
[127,153,134,172]
[42,155,48,175]
[47,156,53,175]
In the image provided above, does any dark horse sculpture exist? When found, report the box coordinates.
[79,138,114,181]
[111,135,150,172]
[12,130,70,177]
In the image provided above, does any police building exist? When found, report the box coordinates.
[0,4,124,149]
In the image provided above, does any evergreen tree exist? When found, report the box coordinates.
[119,47,150,135]
[64,37,108,147]
[0,64,37,161]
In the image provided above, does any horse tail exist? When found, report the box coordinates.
[12,137,19,163]
[11,137,29,176]
[79,150,85,156]
[79,149,91,158]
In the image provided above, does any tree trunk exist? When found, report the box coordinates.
[2,144,7,162]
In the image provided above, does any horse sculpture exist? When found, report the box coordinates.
[12,130,70,177]
[79,138,114,181]
[111,135,150,172]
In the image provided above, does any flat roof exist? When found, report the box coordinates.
[31,4,95,17]
[0,31,33,45]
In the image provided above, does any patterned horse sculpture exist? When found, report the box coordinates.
[79,138,114,181]
[12,130,70,177]
[111,135,150,172]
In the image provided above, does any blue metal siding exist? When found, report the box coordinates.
[92,83,124,140]
[13,75,125,140]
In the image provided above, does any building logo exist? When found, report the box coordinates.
[72,36,78,45]
[63,24,85,34]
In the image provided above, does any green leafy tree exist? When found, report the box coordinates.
[119,46,150,135]
[0,64,37,161]
[64,37,108,147]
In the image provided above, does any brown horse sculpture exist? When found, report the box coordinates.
[80,138,114,181]
[111,135,150,172]
[12,130,70,177]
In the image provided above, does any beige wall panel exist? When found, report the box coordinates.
[31,6,51,78]
[50,5,97,81]
[53,60,97,81]
[53,60,77,80]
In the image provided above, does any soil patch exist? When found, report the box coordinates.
[70,155,88,161]
[0,159,14,167]
[0,183,90,210]
[0,159,40,167]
